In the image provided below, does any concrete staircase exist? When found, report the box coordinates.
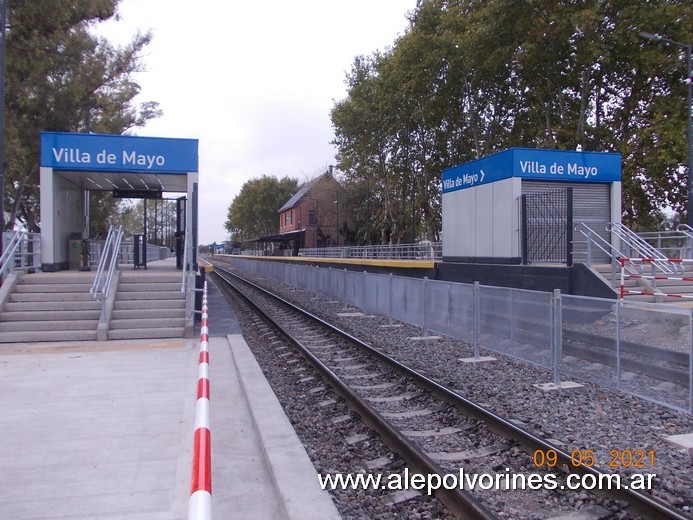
[108,270,186,340]
[0,272,100,343]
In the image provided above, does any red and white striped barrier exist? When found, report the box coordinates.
[619,288,693,299]
[189,282,212,520]
[626,274,693,282]
[618,256,693,264]
[618,257,693,300]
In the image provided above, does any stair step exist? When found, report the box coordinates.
[0,330,98,343]
[109,318,185,330]
[14,284,93,293]
[117,291,184,301]
[119,273,181,283]
[107,327,185,341]
[19,273,96,284]
[2,301,100,312]
[111,309,185,320]
[10,292,95,303]
[113,300,185,311]
[0,310,101,321]
[0,320,98,332]
[118,282,182,292]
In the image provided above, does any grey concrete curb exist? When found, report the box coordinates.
[227,334,341,520]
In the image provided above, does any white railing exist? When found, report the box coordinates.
[299,242,442,261]
[90,226,124,300]
[1,231,41,278]
[104,229,124,299]
[636,225,693,259]
[608,222,681,274]
[181,225,197,322]
[573,222,622,266]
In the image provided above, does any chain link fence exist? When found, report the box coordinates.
[229,257,692,413]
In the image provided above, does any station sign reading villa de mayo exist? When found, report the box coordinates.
[40,132,199,174]
[441,148,621,194]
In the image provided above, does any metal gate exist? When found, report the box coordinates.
[521,188,573,265]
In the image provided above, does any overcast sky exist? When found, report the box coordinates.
[96,0,417,244]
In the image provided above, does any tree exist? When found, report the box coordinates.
[331,0,692,237]
[3,0,161,232]
[224,175,299,241]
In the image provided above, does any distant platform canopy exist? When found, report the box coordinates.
[248,230,304,243]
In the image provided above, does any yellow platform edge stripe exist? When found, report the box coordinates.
[198,258,214,273]
[212,254,434,269]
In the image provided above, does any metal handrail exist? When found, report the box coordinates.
[90,226,122,300]
[90,227,113,299]
[299,242,442,261]
[572,222,639,279]
[0,230,23,278]
[103,228,124,299]
[181,225,191,293]
[637,227,693,259]
[607,222,680,274]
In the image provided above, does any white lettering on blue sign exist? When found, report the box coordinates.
[122,151,165,169]
[519,160,597,179]
[52,147,91,164]
[97,150,117,164]
[567,163,597,177]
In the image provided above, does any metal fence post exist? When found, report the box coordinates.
[362,271,367,312]
[510,289,516,356]
[552,289,563,386]
[690,307,693,414]
[447,282,452,338]
[388,273,394,325]
[343,268,348,310]
[423,276,429,337]
[616,299,622,389]
[473,281,480,358]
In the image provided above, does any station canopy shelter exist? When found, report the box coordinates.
[39,131,199,271]
[244,230,304,256]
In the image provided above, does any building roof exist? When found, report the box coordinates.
[277,181,313,213]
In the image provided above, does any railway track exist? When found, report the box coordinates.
[209,262,690,519]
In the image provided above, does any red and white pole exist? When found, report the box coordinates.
[189,282,212,520]
[619,257,626,299]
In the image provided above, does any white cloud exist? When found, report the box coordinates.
[97,0,416,243]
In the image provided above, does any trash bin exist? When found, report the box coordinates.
[68,233,82,270]
[80,239,91,271]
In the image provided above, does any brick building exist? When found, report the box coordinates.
[277,171,343,253]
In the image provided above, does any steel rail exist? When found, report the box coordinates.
[211,267,496,520]
[211,261,691,520]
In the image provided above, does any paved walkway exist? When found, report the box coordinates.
[0,338,196,519]
[0,335,340,519]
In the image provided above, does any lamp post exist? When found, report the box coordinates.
[640,31,693,227]
[327,165,340,247]
[0,0,8,254]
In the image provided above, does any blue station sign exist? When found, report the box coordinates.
[40,132,199,174]
[442,148,621,194]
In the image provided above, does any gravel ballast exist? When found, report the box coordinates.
[213,263,693,518]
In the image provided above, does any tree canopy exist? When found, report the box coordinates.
[225,175,299,241]
[331,0,692,242]
[3,0,161,232]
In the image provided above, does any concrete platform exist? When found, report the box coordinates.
[0,334,340,519]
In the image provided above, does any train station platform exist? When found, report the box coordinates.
[0,276,339,519]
